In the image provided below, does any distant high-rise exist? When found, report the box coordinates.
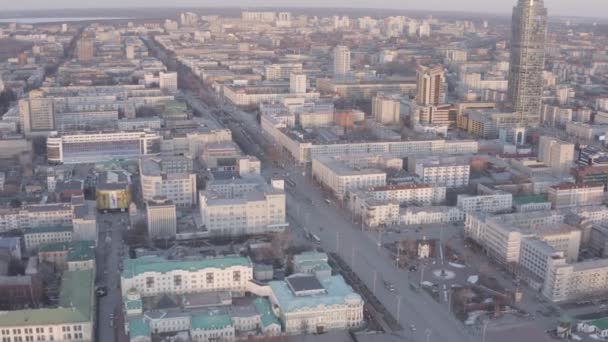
[76,37,94,61]
[416,65,446,106]
[333,45,351,77]
[372,95,401,125]
[19,90,54,136]
[290,73,307,94]
[508,0,548,126]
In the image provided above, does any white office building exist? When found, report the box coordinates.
[198,178,287,236]
[456,193,513,214]
[312,156,386,199]
[140,157,197,207]
[146,197,177,239]
[159,72,178,93]
[408,156,470,188]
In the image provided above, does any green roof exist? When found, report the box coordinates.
[125,299,143,311]
[190,311,233,331]
[253,298,280,328]
[121,255,251,279]
[0,270,94,327]
[67,241,95,262]
[589,318,608,331]
[128,317,151,338]
[25,226,72,234]
[513,194,548,206]
[39,241,71,253]
[38,241,95,262]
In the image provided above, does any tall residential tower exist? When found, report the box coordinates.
[333,45,351,77]
[507,0,548,126]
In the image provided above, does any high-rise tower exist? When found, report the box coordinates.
[508,0,548,126]
[333,45,351,77]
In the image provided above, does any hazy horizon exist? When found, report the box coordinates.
[2,0,607,19]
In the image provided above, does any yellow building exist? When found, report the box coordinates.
[96,171,132,211]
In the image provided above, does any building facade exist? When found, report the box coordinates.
[507,0,547,126]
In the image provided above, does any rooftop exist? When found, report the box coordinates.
[190,311,233,330]
[269,275,362,313]
[513,194,549,205]
[128,317,151,338]
[0,269,94,327]
[121,255,251,279]
[253,298,280,328]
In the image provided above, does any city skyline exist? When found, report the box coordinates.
[2,0,608,18]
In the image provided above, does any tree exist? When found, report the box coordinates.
[0,89,16,117]
[32,137,47,158]
[9,199,22,208]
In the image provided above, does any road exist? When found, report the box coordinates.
[191,91,475,342]
[147,37,478,342]
[95,211,128,342]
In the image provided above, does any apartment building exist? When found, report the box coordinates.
[408,156,470,188]
[456,193,513,214]
[348,183,447,227]
[264,63,303,80]
[261,113,478,162]
[548,183,604,209]
[24,226,73,252]
[400,206,465,225]
[159,72,178,93]
[372,95,400,125]
[538,136,575,174]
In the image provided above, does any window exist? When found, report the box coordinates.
[233,271,241,282]
[173,275,182,287]
[146,277,154,288]
[206,273,214,284]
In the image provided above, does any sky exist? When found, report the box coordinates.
[1,0,607,18]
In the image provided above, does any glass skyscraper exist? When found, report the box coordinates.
[508,0,548,126]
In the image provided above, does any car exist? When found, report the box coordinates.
[383,280,396,292]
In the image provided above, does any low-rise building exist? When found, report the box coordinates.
[456,193,513,214]
[400,206,465,225]
[121,255,253,297]
[37,240,96,271]
[267,274,364,334]
[408,156,470,188]
[47,130,161,164]
[0,270,95,342]
[96,170,132,211]
[312,156,386,199]
[548,183,604,209]
[24,226,73,252]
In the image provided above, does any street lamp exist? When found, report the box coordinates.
[425,328,432,342]
[396,295,402,321]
